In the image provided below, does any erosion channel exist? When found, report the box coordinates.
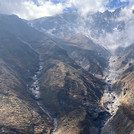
[101,55,120,133]
[29,59,57,134]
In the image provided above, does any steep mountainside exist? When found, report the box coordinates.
[0,14,44,42]
[28,9,134,134]
[29,8,123,38]
[102,44,134,134]
[0,29,39,82]
[0,14,110,134]
[29,8,134,50]
[30,38,110,134]
[53,33,110,77]
[0,28,52,134]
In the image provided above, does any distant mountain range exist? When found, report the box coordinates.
[29,8,134,50]
[29,8,123,37]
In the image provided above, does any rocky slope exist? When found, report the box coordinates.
[53,33,110,77]
[29,8,123,38]
[102,44,134,134]
[29,9,134,134]
[0,14,110,134]
[1,13,134,134]
[29,36,111,134]
[0,26,52,133]
[0,14,44,42]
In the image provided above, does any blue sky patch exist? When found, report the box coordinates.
[107,0,129,9]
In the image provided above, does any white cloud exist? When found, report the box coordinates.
[120,0,132,2]
[86,6,134,51]
[0,0,110,20]
[120,0,128,2]
[0,0,133,21]
[0,0,66,20]
[69,0,109,16]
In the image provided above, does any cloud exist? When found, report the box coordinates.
[0,0,111,20]
[0,0,132,20]
[69,0,109,16]
[120,0,127,1]
[0,0,66,20]
[87,6,134,51]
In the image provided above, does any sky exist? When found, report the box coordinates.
[0,0,133,20]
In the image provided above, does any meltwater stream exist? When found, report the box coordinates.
[29,61,57,134]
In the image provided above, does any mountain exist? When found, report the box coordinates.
[0,29,52,133]
[28,7,134,134]
[29,9,123,37]
[30,36,108,134]
[0,14,44,42]
[53,33,110,77]
[29,8,134,50]
[0,7,134,134]
[0,14,110,134]
[102,44,134,134]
